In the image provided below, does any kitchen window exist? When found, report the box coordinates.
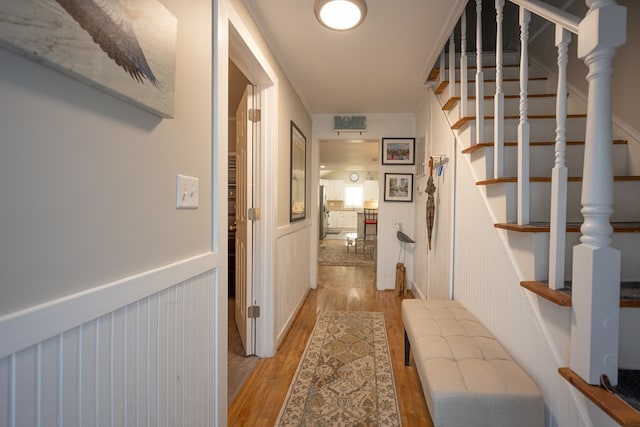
[344,184,364,208]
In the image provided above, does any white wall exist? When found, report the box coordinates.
[0,0,228,423]
[0,0,213,318]
[312,113,416,291]
[413,91,457,300]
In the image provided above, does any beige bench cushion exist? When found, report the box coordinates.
[402,299,544,427]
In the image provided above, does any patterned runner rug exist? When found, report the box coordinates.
[275,311,401,426]
[319,240,374,267]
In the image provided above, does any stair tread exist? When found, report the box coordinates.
[462,139,627,153]
[559,367,640,426]
[520,280,640,308]
[478,176,640,185]
[496,221,640,233]
[452,114,586,129]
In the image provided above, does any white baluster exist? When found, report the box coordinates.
[570,0,625,386]
[494,0,505,179]
[517,7,530,225]
[461,10,468,117]
[439,50,445,87]
[548,26,570,291]
[475,0,484,145]
[449,33,456,101]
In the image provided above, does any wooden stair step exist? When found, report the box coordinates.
[478,176,640,186]
[429,64,524,82]
[442,93,558,111]
[452,114,586,129]
[495,221,640,233]
[559,368,640,426]
[520,280,640,308]
[434,76,547,95]
[462,139,627,154]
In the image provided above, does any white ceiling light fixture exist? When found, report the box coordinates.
[314,0,367,31]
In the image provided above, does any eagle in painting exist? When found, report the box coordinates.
[53,0,159,87]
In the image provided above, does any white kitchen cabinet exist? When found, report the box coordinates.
[326,180,344,201]
[342,211,357,228]
[364,180,379,201]
[327,211,357,229]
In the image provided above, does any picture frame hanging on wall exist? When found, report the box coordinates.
[384,173,413,202]
[290,121,306,222]
[0,0,177,118]
[381,137,415,165]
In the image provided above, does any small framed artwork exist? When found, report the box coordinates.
[381,138,415,165]
[384,173,414,202]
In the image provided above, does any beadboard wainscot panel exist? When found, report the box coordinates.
[275,222,312,348]
[0,253,221,427]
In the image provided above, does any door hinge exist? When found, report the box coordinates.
[248,207,260,221]
[248,305,260,319]
[248,109,261,122]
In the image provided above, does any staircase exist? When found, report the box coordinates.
[429,1,640,425]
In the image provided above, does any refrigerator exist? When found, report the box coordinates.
[319,185,329,239]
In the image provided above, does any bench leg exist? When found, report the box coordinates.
[404,329,411,366]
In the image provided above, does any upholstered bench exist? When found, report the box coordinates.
[402,299,544,427]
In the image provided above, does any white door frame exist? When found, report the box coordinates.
[215,0,278,362]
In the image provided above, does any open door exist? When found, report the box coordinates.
[234,84,256,355]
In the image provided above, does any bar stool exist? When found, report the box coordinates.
[363,208,377,255]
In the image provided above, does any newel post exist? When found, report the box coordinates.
[570,0,626,386]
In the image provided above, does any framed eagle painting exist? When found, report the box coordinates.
[0,0,177,118]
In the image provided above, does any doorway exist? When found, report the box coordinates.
[318,139,379,271]
[228,60,259,403]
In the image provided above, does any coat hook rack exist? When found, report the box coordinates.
[423,153,449,176]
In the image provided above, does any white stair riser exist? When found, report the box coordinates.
[477,144,629,179]
[445,96,558,122]
[559,233,640,282]
[452,65,544,81]
[459,117,586,144]
[527,180,640,223]
[444,52,522,68]
[459,79,553,96]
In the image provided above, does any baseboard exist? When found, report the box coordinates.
[0,252,217,359]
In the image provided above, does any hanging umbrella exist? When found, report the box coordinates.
[426,159,437,250]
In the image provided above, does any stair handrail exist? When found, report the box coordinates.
[509,0,580,34]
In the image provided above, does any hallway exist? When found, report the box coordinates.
[228,264,433,426]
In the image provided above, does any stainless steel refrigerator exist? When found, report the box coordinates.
[319,185,329,239]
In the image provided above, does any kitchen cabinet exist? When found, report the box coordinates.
[323,180,344,201]
[328,211,357,229]
[364,180,379,201]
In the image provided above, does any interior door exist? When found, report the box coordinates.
[235,85,254,355]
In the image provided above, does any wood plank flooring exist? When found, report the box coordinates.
[227,264,434,426]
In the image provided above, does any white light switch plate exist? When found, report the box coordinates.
[176,175,199,209]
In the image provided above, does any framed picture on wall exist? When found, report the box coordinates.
[290,121,306,222]
[384,173,413,202]
[381,137,415,165]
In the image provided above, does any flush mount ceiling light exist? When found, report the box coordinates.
[314,0,367,31]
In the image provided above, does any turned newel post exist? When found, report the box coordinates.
[570,0,626,385]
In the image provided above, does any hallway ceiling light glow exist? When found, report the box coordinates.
[314,0,367,31]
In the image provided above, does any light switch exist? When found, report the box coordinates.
[176,175,199,209]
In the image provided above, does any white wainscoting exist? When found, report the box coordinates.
[0,262,219,427]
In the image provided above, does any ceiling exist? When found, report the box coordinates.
[319,139,379,175]
[244,0,467,115]
[242,0,466,173]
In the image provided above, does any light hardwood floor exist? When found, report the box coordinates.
[228,264,434,426]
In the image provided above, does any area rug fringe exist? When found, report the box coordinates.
[275,311,401,426]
